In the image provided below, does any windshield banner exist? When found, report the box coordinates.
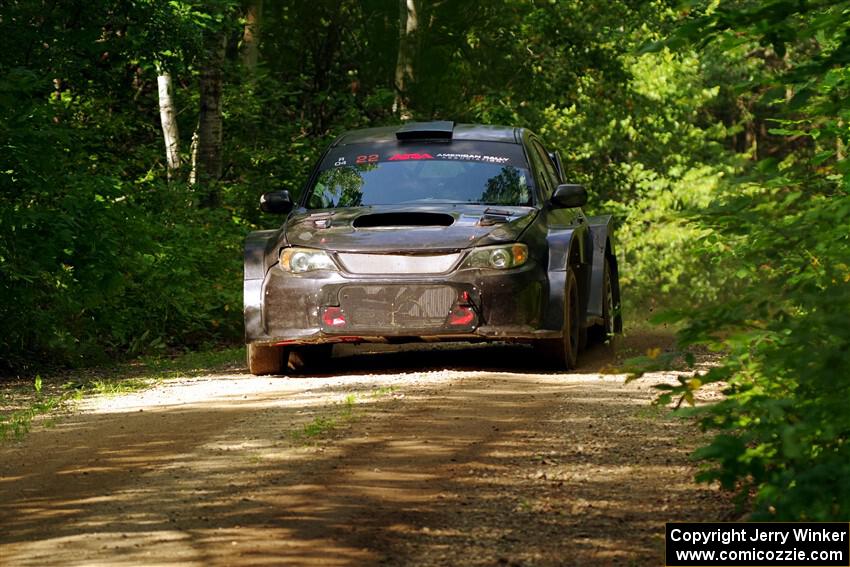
[321,141,528,170]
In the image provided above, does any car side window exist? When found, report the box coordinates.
[526,142,553,200]
[532,140,560,193]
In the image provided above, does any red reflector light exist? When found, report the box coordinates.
[322,306,346,327]
[447,306,475,326]
[460,291,471,303]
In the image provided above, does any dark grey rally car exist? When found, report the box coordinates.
[244,121,621,375]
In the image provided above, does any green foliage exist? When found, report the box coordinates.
[0,142,245,372]
[0,373,69,440]
[0,396,64,440]
[646,0,850,520]
[291,393,359,442]
[0,1,245,373]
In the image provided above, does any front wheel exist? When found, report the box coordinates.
[535,267,580,370]
[247,343,287,375]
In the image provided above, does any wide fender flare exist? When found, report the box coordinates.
[586,215,622,331]
[244,229,280,341]
[542,226,591,331]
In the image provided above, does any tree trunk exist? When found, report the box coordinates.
[310,5,344,134]
[188,123,200,186]
[195,33,226,206]
[156,67,181,179]
[393,0,418,120]
[240,0,263,72]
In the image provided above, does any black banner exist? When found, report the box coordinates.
[666,523,850,566]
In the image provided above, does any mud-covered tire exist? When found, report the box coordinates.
[247,344,286,375]
[588,257,615,346]
[535,267,580,370]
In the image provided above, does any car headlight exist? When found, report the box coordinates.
[461,244,529,270]
[279,247,337,273]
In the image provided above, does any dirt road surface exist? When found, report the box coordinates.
[0,340,731,566]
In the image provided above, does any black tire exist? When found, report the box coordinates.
[287,344,334,374]
[247,344,287,375]
[536,267,580,370]
[588,257,615,345]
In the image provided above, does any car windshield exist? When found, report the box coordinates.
[306,161,533,209]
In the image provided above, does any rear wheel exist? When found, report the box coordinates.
[588,257,615,345]
[247,343,287,375]
[536,267,580,370]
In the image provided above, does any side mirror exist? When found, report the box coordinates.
[550,184,587,209]
[260,190,293,214]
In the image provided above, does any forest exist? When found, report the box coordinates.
[1,0,849,522]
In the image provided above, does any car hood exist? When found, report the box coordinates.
[282,204,537,252]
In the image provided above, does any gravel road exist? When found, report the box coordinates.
[0,338,731,566]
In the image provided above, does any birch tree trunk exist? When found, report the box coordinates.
[195,33,226,206]
[156,67,181,179]
[188,124,200,186]
[240,0,263,72]
[393,0,418,120]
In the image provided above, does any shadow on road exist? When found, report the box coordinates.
[0,330,728,566]
[293,328,676,379]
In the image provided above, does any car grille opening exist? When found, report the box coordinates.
[337,285,457,330]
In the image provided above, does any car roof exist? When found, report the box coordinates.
[331,123,524,146]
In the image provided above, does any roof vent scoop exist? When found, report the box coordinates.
[395,121,454,141]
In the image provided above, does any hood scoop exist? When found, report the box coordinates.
[353,212,454,229]
[479,208,515,226]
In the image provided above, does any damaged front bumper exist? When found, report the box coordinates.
[244,259,559,346]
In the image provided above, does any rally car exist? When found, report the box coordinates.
[244,121,621,374]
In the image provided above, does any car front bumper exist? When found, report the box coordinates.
[245,260,560,346]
